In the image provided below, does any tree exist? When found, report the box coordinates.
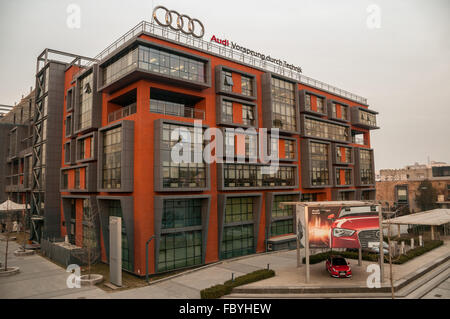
[72,200,100,279]
[415,180,438,212]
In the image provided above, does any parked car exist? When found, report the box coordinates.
[326,255,352,278]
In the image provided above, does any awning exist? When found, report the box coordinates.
[0,199,29,211]
[382,209,450,226]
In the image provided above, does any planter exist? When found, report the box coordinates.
[80,274,104,286]
[0,267,20,277]
[14,249,36,257]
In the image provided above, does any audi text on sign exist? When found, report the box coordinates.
[152,6,205,39]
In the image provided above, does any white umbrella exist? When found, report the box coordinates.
[0,199,29,211]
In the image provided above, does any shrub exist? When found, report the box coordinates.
[200,269,275,299]
[392,240,443,264]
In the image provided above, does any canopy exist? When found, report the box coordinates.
[0,199,29,212]
[382,209,450,226]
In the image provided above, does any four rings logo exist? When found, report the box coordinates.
[152,6,205,39]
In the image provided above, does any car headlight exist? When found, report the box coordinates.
[333,228,356,237]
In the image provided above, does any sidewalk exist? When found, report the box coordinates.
[0,239,108,299]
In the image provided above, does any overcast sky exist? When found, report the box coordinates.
[0,0,449,170]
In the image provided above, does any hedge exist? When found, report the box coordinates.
[302,240,444,265]
[200,269,275,299]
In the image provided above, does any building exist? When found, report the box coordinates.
[377,162,450,213]
[1,16,379,276]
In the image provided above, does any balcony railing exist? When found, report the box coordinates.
[150,100,205,120]
[73,21,368,105]
[107,103,137,123]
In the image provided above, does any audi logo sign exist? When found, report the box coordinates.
[153,6,205,39]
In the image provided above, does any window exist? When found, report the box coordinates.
[341,106,349,121]
[447,184,450,200]
[62,171,68,189]
[78,139,85,160]
[158,230,202,272]
[336,168,352,186]
[65,116,72,137]
[222,100,233,123]
[162,199,202,229]
[305,94,312,111]
[244,135,257,158]
[331,103,337,119]
[336,146,352,164]
[69,200,76,245]
[242,104,255,126]
[224,164,295,188]
[310,142,330,186]
[338,192,352,201]
[359,110,377,127]
[241,76,253,97]
[360,149,374,185]
[102,127,122,189]
[64,143,71,164]
[223,71,233,92]
[221,224,254,259]
[396,186,408,204]
[225,197,253,223]
[304,117,349,142]
[74,169,80,189]
[271,78,297,132]
[316,97,325,114]
[271,219,293,237]
[103,47,138,86]
[272,195,295,218]
[78,72,94,131]
[302,193,318,202]
[108,200,132,271]
[284,140,295,160]
[352,131,366,145]
[161,123,206,189]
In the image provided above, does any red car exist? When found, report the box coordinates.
[328,206,380,250]
[326,255,352,278]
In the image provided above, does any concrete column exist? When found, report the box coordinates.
[358,247,362,266]
[431,226,435,241]
[397,225,401,238]
[400,241,405,255]
[419,235,423,247]
[410,238,414,250]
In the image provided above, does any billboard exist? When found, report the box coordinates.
[297,204,380,249]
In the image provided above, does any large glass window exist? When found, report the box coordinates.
[272,195,295,218]
[78,72,93,131]
[102,127,122,189]
[336,146,352,164]
[304,117,349,142]
[271,219,293,237]
[271,78,297,131]
[161,123,206,189]
[310,142,330,186]
[316,97,325,113]
[360,149,374,185]
[138,46,205,83]
[158,231,202,272]
[162,199,202,229]
[103,47,138,86]
[225,197,253,224]
[224,164,295,188]
[221,224,254,259]
[74,169,80,189]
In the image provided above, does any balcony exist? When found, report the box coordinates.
[108,103,137,123]
[351,107,379,130]
[150,100,205,120]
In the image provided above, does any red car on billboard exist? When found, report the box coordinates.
[327,206,380,249]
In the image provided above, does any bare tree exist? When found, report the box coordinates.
[72,200,100,280]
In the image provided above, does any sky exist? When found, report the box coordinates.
[0,0,449,170]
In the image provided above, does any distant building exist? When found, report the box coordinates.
[377,162,450,213]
